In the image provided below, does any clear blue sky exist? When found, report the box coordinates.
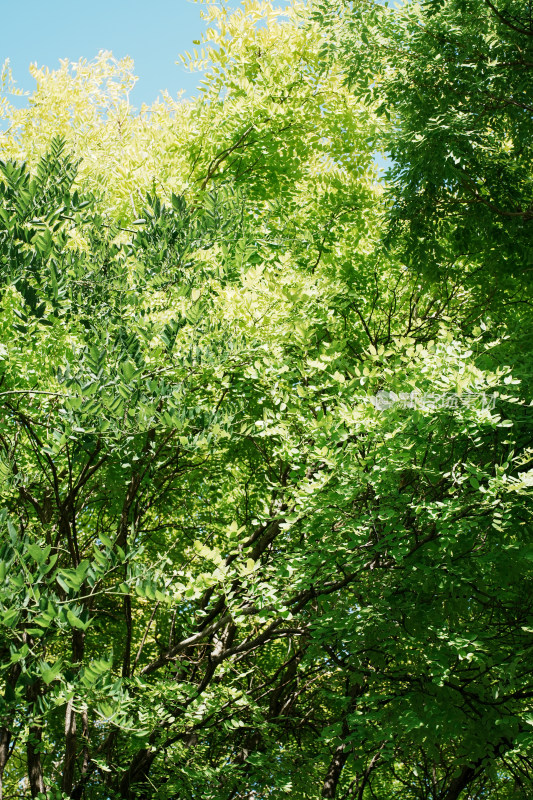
[1,0,210,107]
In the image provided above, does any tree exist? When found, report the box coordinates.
[314,0,533,278]
[0,2,532,798]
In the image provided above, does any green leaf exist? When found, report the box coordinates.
[40,659,62,684]
[66,609,88,630]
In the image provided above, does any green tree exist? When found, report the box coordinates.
[314,0,533,278]
[0,2,532,798]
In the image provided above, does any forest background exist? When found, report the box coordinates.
[0,0,532,798]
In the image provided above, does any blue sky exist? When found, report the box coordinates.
[1,0,210,107]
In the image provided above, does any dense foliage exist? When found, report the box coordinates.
[0,1,531,799]
[315,0,533,277]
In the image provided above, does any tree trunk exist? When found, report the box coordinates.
[27,723,45,798]
[0,727,10,800]
[62,629,86,795]
[26,652,45,800]
[62,699,77,794]
[322,743,348,798]
[441,766,476,800]
[0,662,22,800]
[118,748,157,799]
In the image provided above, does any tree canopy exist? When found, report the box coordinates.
[0,2,532,799]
